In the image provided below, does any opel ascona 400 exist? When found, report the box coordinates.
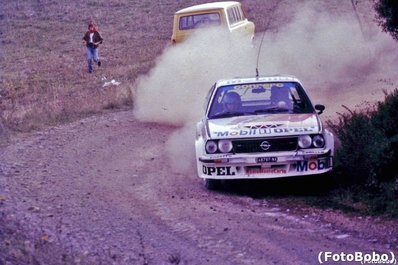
[195,76,334,189]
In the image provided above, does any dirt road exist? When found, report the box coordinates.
[1,110,397,265]
[1,0,398,263]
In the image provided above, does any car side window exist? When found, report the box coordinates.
[227,8,236,24]
[205,84,216,112]
[179,13,221,30]
[234,7,242,22]
[292,85,314,113]
[227,6,244,25]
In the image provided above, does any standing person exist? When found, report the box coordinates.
[82,22,103,73]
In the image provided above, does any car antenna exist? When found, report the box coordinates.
[255,29,267,79]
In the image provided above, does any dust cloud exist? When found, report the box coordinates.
[133,27,255,174]
[253,1,398,115]
[164,122,197,174]
[132,1,398,174]
[133,28,255,126]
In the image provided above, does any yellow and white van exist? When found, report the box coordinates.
[171,1,255,44]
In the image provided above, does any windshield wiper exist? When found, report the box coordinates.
[210,111,253,119]
[254,107,289,114]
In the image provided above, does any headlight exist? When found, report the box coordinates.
[298,135,312,149]
[205,141,218,154]
[313,135,325,148]
[218,140,233,153]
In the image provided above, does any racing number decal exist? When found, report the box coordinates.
[202,166,236,176]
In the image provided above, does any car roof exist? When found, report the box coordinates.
[176,1,240,14]
[215,75,301,87]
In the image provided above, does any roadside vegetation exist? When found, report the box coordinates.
[307,0,398,218]
[313,89,398,218]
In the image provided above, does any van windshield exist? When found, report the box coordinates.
[179,13,221,30]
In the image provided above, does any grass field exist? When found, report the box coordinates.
[0,0,184,132]
[0,0,387,134]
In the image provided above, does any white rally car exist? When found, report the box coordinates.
[195,75,334,189]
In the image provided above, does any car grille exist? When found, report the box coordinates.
[232,137,298,153]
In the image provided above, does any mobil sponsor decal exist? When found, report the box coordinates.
[214,127,316,138]
[296,158,332,172]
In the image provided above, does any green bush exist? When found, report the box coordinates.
[330,110,392,188]
[372,89,398,179]
[324,91,398,217]
[328,89,398,189]
[372,89,398,138]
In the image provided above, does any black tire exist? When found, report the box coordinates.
[204,179,222,190]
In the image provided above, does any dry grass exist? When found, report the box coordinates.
[0,0,300,133]
[0,0,375,133]
[0,0,217,132]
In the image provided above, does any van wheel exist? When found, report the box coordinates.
[204,179,222,190]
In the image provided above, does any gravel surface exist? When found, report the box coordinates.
[1,110,397,265]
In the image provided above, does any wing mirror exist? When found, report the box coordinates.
[315,104,325,115]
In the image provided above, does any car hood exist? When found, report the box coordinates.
[207,113,321,139]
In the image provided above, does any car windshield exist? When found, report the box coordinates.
[207,81,314,119]
[179,13,221,30]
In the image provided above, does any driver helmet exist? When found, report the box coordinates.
[223,92,241,110]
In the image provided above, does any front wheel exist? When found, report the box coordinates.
[204,179,222,190]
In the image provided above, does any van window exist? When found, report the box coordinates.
[179,13,221,30]
[227,6,244,25]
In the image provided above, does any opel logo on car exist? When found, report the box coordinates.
[260,141,271,151]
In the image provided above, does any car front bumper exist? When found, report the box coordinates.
[196,149,333,179]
